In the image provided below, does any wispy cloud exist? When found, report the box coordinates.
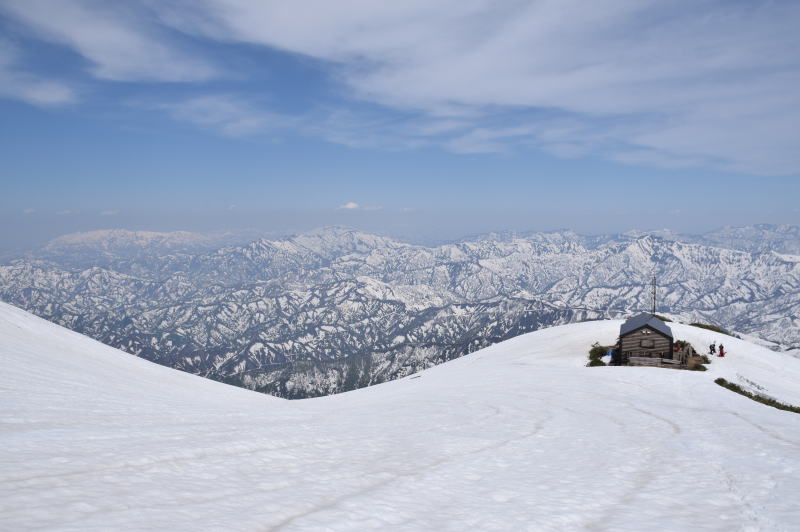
[0,40,75,105]
[150,0,800,175]
[150,95,279,136]
[1,0,216,82]
[337,202,360,210]
[99,209,119,216]
[22,208,35,214]
[55,209,79,216]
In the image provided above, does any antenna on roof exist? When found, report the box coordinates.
[651,274,657,316]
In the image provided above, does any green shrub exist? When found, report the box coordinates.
[587,342,610,366]
[689,323,729,335]
[715,378,800,414]
[689,364,707,371]
[589,344,607,359]
[700,355,711,364]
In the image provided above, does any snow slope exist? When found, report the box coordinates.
[1,301,799,531]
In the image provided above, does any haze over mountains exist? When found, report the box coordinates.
[1,224,798,398]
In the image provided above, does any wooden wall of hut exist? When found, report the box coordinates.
[621,328,672,360]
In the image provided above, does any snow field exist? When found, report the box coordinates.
[1,302,799,531]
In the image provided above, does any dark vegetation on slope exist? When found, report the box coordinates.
[715,378,800,414]
[688,352,711,371]
[690,323,729,335]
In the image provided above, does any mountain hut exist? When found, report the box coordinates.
[619,313,678,366]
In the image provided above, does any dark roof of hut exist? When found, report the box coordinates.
[620,313,673,338]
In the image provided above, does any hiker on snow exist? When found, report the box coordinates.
[709,342,716,355]
[719,344,725,357]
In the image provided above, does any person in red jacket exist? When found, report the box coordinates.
[718,344,725,357]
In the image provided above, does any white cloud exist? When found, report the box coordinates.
[4,0,798,174]
[151,0,800,175]
[22,208,35,214]
[335,202,384,211]
[55,210,79,216]
[99,209,119,216]
[0,0,216,82]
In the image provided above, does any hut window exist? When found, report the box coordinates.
[640,339,655,348]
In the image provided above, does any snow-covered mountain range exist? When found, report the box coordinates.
[0,225,798,398]
[2,301,799,530]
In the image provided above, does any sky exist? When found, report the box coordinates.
[1,0,799,252]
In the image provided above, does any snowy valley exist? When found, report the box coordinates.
[1,225,798,398]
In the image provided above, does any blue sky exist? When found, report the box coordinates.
[1,0,799,251]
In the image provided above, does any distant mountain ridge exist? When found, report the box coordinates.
[30,228,270,267]
[1,224,798,397]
